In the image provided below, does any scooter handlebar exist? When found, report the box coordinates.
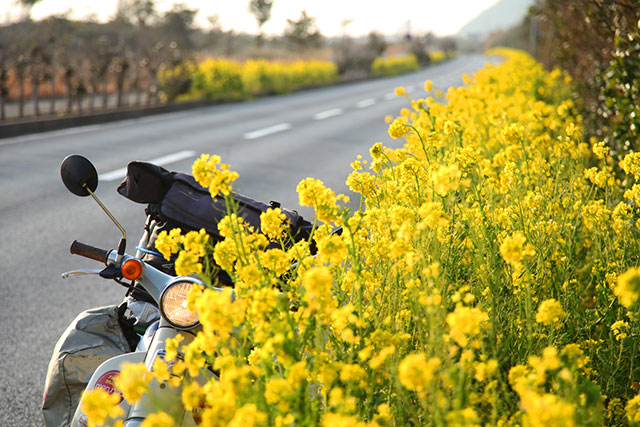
[70,240,110,264]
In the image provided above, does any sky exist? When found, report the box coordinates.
[2,0,500,37]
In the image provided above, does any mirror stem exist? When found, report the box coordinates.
[83,184,127,261]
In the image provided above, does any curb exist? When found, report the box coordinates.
[0,99,217,139]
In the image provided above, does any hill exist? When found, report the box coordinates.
[457,0,534,38]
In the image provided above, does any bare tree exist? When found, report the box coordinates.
[16,0,42,20]
[115,0,157,27]
[55,33,89,114]
[15,54,28,118]
[161,3,197,51]
[440,37,457,58]
[0,45,8,120]
[249,0,273,46]
[111,41,131,108]
[28,45,47,116]
[283,10,323,51]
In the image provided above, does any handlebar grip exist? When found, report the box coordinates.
[70,240,110,263]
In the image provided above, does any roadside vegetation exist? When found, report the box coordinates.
[371,54,419,77]
[486,0,639,159]
[83,43,640,425]
[159,58,338,103]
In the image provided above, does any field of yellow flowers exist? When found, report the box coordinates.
[160,58,338,102]
[84,48,640,426]
[371,54,420,77]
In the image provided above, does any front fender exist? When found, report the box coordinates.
[71,351,145,427]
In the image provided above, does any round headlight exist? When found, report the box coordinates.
[159,279,200,329]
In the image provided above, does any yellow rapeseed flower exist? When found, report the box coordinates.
[615,267,640,309]
[499,231,532,267]
[592,140,608,160]
[228,403,267,427]
[536,299,567,326]
[627,394,640,423]
[621,152,640,178]
[431,164,461,196]
[113,362,151,403]
[260,207,288,240]
[81,388,124,427]
[181,381,203,411]
[611,320,629,341]
[398,353,441,391]
[296,177,339,224]
[155,228,182,261]
[302,266,335,320]
[317,233,348,265]
[140,412,174,427]
[369,346,396,370]
[339,364,367,384]
[520,390,576,427]
[182,228,209,258]
[446,305,489,347]
[388,117,410,139]
[174,250,203,276]
[192,153,239,197]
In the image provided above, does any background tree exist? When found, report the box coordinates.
[534,0,640,154]
[283,10,323,52]
[197,14,224,53]
[56,31,86,113]
[114,0,157,27]
[0,43,9,120]
[16,0,41,20]
[14,53,29,118]
[333,31,388,78]
[249,0,273,47]
[409,33,433,67]
[161,3,197,52]
[28,43,50,117]
[440,37,457,58]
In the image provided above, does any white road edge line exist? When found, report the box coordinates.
[384,93,396,101]
[0,111,194,147]
[244,123,292,140]
[99,150,197,182]
[0,124,106,146]
[313,108,343,120]
[357,98,376,108]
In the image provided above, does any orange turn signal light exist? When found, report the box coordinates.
[121,259,143,280]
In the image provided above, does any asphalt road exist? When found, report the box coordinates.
[0,54,490,426]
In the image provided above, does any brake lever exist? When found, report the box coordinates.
[61,264,122,280]
[61,269,102,279]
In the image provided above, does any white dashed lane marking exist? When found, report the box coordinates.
[356,98,376,108]
[243,123,292,140]
[99,150,197,181]
[313,108,344,120]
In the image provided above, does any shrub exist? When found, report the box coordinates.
[157,61,195,102]
[190,58,245,101]
[371,54,419,77]
[161,58,338,101]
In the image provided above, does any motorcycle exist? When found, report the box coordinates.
[44,155,222,427]
[43,154,313,426]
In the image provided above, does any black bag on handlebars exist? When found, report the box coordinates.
[117,161,313,285]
